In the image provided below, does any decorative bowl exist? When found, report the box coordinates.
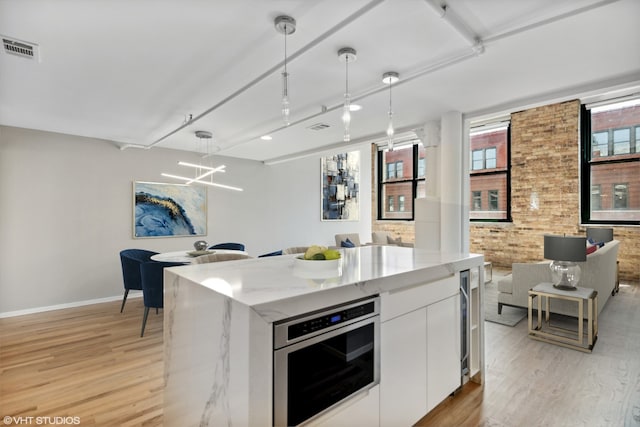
[293,256,343,279]
[193,240,208,251]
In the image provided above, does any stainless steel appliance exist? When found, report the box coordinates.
[460,269,470,385]
[273,296,380,426]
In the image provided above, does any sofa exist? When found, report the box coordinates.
[497,240,619,317]
[334,232,414,248]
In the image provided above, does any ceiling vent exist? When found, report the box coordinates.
[307,123,330,131]
[2,37,39,60]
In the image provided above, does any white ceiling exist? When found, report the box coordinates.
[1,0,639,163]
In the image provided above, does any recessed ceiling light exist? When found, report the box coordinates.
[349,104,362,111]
[261,135,273,140]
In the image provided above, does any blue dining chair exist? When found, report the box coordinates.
[208,242,246,252]
[139,260,184,337]
[119,249,158,313]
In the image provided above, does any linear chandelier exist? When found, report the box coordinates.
[161,130,244,192]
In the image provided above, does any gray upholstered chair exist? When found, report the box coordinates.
[193,253,252,264]
[334,233,361,247]
[283,246,309,255]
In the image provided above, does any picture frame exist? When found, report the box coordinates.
[321,152,360,221]
[133,181,207,238]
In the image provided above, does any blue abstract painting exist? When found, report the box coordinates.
[133,182,207,238]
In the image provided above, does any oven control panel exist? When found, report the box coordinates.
[288,301,375,340]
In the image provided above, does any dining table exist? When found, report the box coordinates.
[151,249,249,264]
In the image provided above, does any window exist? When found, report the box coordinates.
[580,99,640,224]
[488,190,499,210]
[387,163,395,179]
[377,141,426,220]
[472,150,484,170]
[472,191,482,210]
[591,185,602,211]
[613,184,628,209]
[469,121,511,221]
[613,128,630,155]
[485,148,497,169]
[417,157,425,178]
[592,132,608,157]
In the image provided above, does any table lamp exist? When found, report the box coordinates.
[543,235,587,291]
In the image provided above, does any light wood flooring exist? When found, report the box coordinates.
[1,280,639,427]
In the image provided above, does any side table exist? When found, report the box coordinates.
[528,282,598,353]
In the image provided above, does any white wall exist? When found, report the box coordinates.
[0,126,371,314]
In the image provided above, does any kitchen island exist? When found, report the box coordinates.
[163,245,484,426]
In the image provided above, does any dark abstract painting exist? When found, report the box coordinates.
[321,151,360,220]
[133,182,207,238]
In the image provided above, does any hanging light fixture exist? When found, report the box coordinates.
[382,71,399,151]
[161,130,243,192]
[338,47,357,142]
[275,15,296,126]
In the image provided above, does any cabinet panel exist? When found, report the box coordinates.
[426,294,460,413]
[381,274,458,322]
[311,386,379,427]
[380,309,428,427]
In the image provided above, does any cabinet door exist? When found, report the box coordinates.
[380,308,428,427]
[426,294,461,413]
[311,386,379,427]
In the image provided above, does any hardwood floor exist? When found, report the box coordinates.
[0,298,164,426]
[1,281,639,427]
[417,279,640,427]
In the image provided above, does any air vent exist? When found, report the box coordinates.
[307,123,330,131]
[2,37,39,60]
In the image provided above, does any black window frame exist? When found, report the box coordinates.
[377,142,426,221]
[580,103,640,225]
[469,123,512,223]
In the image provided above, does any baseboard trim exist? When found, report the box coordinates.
[0,291,142,318]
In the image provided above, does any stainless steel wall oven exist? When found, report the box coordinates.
[273,296,380,426]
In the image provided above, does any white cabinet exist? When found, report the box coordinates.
[426,294,460,412]
[380,308,428,427]
[311,386,379,427]
[379,274,461,425]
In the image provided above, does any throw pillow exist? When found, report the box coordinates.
[258,250,282,257]
[586,242,598,255]
[341,238,356,248]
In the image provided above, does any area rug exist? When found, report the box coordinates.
[484,280,527,327]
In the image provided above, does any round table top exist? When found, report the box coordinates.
[151,249,248,264]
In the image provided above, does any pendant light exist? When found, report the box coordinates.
[338,47,357,142]
[161,131,243,192]
[275,15,296,126]
[382,71,399,151]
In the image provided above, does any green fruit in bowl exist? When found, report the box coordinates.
[323,249,341,260]
[304,245,327,260]
[311,253,326,260]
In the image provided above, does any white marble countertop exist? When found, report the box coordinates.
[166,245,483,322]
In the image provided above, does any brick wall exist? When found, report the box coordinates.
[371,101,639,281]
[470,100,639,281]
